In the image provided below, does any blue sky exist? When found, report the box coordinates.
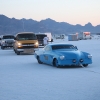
[0,0,100,26]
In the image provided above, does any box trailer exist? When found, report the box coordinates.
[68,34,78,41]
[78,32,91,40]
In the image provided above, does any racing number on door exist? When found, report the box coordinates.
[44,55,48,60]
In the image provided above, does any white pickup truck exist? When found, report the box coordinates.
[1,34,15,49]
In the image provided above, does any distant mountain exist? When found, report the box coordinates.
[0,14,100,35]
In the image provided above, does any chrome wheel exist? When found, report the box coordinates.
[53,59,59,68]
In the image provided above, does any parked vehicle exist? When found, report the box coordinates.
[13,32,39,55]
[78,32,91,40]
[68,34,78,41]
[35,32,53,46]
[1,34,15,49]
[34,43,92,68]
[36,34,47,46]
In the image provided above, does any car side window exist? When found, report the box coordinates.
[44,46,51,51]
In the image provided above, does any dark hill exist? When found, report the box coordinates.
[0,14,100,35]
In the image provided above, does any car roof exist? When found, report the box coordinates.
[1,34,14,37]
[35,33,46,35]
[48,43,73,46]
[1,34,14,36]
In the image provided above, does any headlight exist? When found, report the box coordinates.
[17,42,22,47]
[88,54,92,59]
[35,42,38,46]
[59,55,65,60]
[17,42,22,46]
[2,40,5,44]
[72,59,76,63]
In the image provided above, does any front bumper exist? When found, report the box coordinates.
[57,58,92,66]
[15,43,39,53]
[16,48,39,54]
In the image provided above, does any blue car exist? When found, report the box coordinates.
[34,43,92,68]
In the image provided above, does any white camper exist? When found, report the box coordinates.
[78,32,91,40]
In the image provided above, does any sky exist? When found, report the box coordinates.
[0,0,100,26]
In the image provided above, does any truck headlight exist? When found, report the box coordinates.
[2,40,5,44]
[35,42,38,46]
[17,42,22,47]
[60,55,65,60]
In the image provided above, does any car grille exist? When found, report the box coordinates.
[18,43,38,49]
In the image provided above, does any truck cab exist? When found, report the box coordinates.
[13,32,39,55]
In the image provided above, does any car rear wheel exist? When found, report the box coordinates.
[53,59,60,68]
[83,64,88,67]
[37,56,42,64]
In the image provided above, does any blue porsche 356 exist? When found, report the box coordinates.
[34,43,92,68]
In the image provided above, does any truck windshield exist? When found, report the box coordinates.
[17,34,37,40]
[36,34,47,40]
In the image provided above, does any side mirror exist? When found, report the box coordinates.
[14,37,16,40]
[51,39,53,42]
[74,46,78,50]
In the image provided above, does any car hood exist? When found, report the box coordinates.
[54,50,86,59]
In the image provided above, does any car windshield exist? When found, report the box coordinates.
[52,45,75,50]
[3,36,14,39]
[17,34,37,40]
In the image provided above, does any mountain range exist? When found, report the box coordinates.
[0,14,100,35]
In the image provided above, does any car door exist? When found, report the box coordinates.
[43,45,52,64]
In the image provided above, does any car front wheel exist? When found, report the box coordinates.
[53,59,60,68]
[83,64,88,67]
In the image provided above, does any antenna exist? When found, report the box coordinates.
[22,19,25,31]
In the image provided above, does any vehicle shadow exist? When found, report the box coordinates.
[58,65,82,69]
[41,63,82,69]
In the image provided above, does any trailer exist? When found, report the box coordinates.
[83,32,91,39]
[68,34,78,41]
[78,32,91,40]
